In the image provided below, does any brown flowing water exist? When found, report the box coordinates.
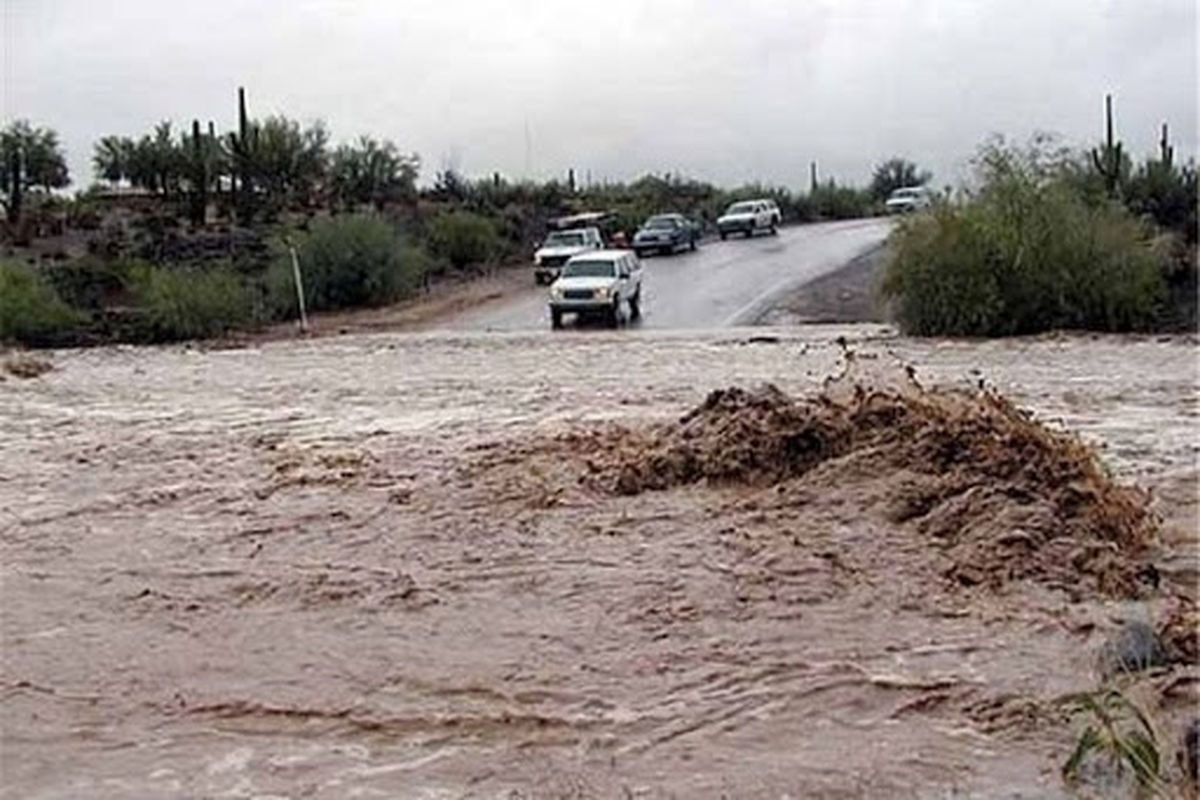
[1,326,1196,798]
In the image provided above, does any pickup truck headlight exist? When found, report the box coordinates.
[594,286,610,299]
[550,286,563,299]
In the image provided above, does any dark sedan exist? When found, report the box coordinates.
[632,214,700,257]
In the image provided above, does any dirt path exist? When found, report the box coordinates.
[1,328,1195,798]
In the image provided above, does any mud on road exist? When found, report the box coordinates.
[1,327,1197,798]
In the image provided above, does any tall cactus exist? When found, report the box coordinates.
[1090,94,1124,196]
[228,86,255,224]
[188,119,208,226]
[1159,122,1174,168]
[6,142,21,224]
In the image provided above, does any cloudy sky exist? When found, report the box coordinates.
[3,0,1196,190]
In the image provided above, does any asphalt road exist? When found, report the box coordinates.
[447,217,893,332]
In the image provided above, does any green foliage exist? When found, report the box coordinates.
[882,139,1168,336]
[426,210,502,271]
[273,214,428,315]
[1125,159,1198,245]
[0,261,86,345]
[93,135,135,185]
[1,121,70,223]
[870,158,932,200]
[808,181,878,220]
[1062,689,1165,797]
[329,137,419,211]
[126,261,255,341]
[250,116,329,212]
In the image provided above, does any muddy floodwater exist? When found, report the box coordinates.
[1,326,1196,798]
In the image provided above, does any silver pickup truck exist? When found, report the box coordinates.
[548,250,643,329]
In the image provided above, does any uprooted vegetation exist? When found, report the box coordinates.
[537,375,1159,597]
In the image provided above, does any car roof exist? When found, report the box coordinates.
[647,213,683,220]
[567,249,632,262]
[550,212,614,230]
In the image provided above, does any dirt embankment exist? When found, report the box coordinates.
[756,244,890,326]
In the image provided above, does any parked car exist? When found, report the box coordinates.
[885,186,933,214]
[632,213,700,257]
[717,199,780,239]
[547,250,643,329]
[533,227,603,284]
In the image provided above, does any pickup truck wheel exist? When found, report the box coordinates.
[769,224,778,236]
[629,290,641,320]
[719,231,727,241]
[550,309,563,329]
[535,273,545,286]
[607,301,620,328]
[689,237,697,251]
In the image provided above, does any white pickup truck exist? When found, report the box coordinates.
[548,250,643,329]
[533,227,604,284]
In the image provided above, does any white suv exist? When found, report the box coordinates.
[548,250,643,329]
[885,186,933,214]
[717,199,780,239]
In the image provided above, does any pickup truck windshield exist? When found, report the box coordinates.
[727,202,757,214]
[562,261,616,278]
[544,232,586,247]
[645,217,678,230]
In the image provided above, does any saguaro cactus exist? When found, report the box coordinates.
[1159,122,1174,167]
[6,144,21,224]
[189,119,208,226]
[1090,94,1124,196]
[227,86,256,224]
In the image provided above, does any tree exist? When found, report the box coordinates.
[330,136,418,210]
[93,135,136,185]
[120,121,183,196]
[0,121,70,223]
[251,116,329,210]
[870,158,932,201]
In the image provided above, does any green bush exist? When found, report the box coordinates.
[0,261,87,345]
[426,210,502,270]
[269,213,428,316]
[881,142,1167,336]
[127,262,255,341]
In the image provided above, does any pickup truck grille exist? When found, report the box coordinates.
[562,289,595,300]
[540,255,570,268]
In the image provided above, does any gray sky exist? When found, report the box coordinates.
[3,0,1196,191]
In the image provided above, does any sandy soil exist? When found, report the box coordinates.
[1,327,1196,798]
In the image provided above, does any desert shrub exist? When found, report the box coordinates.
[426,210,501,270]
[0,261,86,345]
[267,213,428,317]
[126,261,255,341]
[882,141,1167,336]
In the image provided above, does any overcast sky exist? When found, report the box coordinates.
[3,0,1196,190]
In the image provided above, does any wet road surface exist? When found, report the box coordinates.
[2,327,1195,798]
[450,218,893,331]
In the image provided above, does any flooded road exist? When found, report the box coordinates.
[1,327,1196,798]
[451,219,893,331]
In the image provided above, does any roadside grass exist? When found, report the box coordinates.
[0,261,87,346]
